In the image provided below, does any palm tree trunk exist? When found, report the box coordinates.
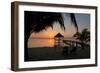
[81,41,84,49]
[24,32,30,61]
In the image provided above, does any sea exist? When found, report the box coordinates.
[28,37,76,48]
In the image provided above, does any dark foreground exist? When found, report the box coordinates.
[25,46,90,61]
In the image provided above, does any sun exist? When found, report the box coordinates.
[49,35,52,38]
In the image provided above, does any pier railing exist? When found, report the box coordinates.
[63,40,89,47]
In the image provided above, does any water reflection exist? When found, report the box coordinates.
[28,38,55,48]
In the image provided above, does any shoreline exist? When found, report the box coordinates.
[25,46,90,61]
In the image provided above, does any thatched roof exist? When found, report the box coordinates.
[54,33,64,38]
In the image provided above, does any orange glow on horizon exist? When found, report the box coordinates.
[30,23,76,38]
[30,32,75,38]
[30,31,56,38]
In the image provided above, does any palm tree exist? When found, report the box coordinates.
[73,28,90,49]
[24,11,78,61]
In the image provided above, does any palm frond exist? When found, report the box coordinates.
[70,13,78,32]
[25,11,66,33]
[73,28,90,42]
[57,14,65,30]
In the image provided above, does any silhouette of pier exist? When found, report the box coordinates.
[63,40,89,47]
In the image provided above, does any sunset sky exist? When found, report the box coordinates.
[30,13,90,39]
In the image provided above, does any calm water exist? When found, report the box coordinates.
[28,38,55,48]
[28,38,77,48]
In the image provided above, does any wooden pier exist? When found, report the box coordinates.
[63,40,89,47]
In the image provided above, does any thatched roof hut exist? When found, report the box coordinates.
[54,33,64,38]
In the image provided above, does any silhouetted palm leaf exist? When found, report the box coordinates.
[70,13,78,32]
[26,12,65,33]
[25,12,78,34]
[73,28,90,43]
[73,28,90,49]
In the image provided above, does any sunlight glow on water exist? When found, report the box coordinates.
[28,38,55,48]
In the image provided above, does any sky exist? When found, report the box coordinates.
[30,13,90,38]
